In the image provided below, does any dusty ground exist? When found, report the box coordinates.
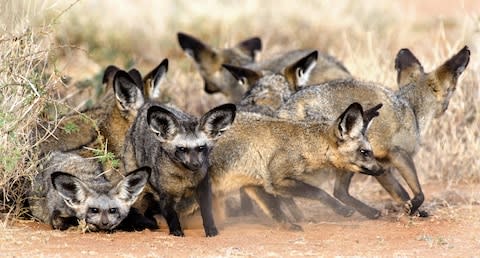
[1,181,479,257]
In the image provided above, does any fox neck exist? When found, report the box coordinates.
[396,78,437,138]
[298,124,336,170]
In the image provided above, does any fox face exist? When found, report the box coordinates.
[177,32,261,101]
[395,46,470,118]
[51,167,150,231]
[328,103,383,176]
[147,104,237,173]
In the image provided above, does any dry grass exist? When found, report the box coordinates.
[0,0,479,222]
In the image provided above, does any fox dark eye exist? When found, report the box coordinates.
[177,146,187,153]
[109,208,118,214]
[359,149,373,158]
[197,145,207,152]
[88,207,99,214]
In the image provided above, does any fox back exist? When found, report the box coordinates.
[28,151,150,231]
[278,46,470,157]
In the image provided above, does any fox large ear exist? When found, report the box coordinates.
[143,59,168,99]
[114,166,151,206]
[198,103,236,140]
[363,104,382,133]
[103,65,121,87]
[283,50,318,91]
[177,32,217,64]
[147,105,179,142]
[128,68,144,93]
[434,46,470,87]
[236,37,262,60]
[335,102,367,140]
[113,70,145,113]
[51,172,90,210]
[395,48,425,87]
[222,64,261,90]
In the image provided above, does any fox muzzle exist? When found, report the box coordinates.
[360,166,385,176]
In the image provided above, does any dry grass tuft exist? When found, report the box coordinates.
[0,0,65,221]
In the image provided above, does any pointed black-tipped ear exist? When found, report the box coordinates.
[335,102,366,140]
[128,68,144,92]
[394,48,424,87]
[198,103,236,140]
[441,45,470,81]
[283,50,318,90]
[113,70,144,112]
[103,65,121,85]
[222,64,261,88]
[363,104,382,133]
[114,166,151,206]
[51,171,89,209]
[177,32,214,62]
[147,105,179,142]
[143,58,168,99]
[236,37,262,60]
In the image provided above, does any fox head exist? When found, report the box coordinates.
[225,50,318,113]
[147,103,236,173]
[395,46,470,118]
[51,167,151,231]
[177,32,262,101]
[327,103,384,176]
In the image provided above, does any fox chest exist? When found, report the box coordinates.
[152,169,204,198]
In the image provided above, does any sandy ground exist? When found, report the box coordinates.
[1,181,479,257]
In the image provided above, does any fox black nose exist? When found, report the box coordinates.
[188,162,201,171]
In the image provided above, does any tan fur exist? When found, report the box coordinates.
[277,46,471,215]
[209,105,382,229]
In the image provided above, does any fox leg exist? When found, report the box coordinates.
[374,168,410,203]
[235,187,304,222]
[195,176,218,237]
[227,187,253,216]
[273,179,355,217]
[280,196,304,222]
[389,148,426,216]
[242,186,302,231]
[159,197,184,237]
[333,170,381,219]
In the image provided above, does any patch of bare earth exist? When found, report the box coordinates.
[1,182,479,257]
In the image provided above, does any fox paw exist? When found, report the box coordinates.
[364,209,381,219]
[337,206,355,217]
[170,229,185,237]
[205,227,218,237]
[417,210,429,217]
